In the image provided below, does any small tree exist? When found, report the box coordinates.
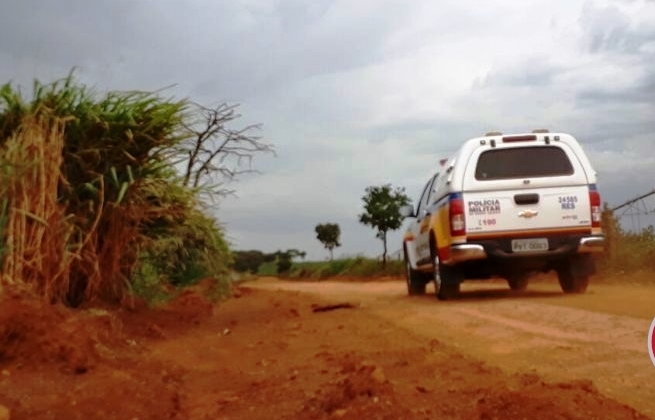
[315,223,341,261]
[358,184,410,267]
[274,249,306,274]
[232,250,276,274]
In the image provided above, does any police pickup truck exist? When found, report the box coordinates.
[400,130,605,300]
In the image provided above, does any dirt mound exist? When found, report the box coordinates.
[471,375,650,420]
[0,292,125,374]
[114,289,216,341]
[300,355,413,419]
[165,289,214,321]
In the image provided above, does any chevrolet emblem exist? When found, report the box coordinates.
[518,209,539,218]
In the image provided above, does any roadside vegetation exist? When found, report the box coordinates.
[358,184,410,267]
[258,256,404,280]
[314,223,341,261]
[0,72,272,306]
[231,202,654,284]
[599,205,655,275]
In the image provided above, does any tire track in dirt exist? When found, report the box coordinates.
[451,303,648,352]
[251,277,655,418]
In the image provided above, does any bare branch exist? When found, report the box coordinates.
[175,102,275,199]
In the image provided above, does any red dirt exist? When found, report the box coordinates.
[0,276,653,419]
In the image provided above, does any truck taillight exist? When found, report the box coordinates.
[589,185,601,228]
[449,193,466,237]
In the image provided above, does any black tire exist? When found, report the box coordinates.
[507,273,530,291]
[405,250,427,296]
[430,244,462,300]
[556,259,590,294]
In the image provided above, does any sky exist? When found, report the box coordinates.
[1,0,654,260]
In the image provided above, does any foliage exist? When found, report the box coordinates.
[0,115,72,302]
[233,249,306,276]
[275,257,404,280]
[598,204,655,273]
[232,250,276,274]
[0,72,263,306]
[135,207,232,288]
[276,253,293,274]
[256,260,279,276]
[358,184,410,267]
[315,223,341,261]
[274,249,306,274]
[0,73,194,305]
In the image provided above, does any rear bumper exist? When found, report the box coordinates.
[443,244,487,265]
[443,234,605,265]
[577,235,606,253]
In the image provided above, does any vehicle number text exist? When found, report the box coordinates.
[511,238,549,253]
[558,195,577,210]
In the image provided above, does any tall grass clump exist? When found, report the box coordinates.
[0,73,232,306]
[598,205,655,274]
[0,115,74,297]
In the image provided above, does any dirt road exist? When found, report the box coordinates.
[253,275,655,417]
[1,274,654,419]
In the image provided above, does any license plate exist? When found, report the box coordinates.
[511,238,549,253]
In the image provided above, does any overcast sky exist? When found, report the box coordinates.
[1,0,654,260]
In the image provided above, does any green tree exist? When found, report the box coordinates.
[274,249,306,274]
[315,223,341,260]
[358,184,410,267]
[231,250,275,274]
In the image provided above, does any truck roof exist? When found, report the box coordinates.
[436,131,598,191]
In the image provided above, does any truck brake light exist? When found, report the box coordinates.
[502,134,537,142]
[449,193,466,237]
[589,185,601,228]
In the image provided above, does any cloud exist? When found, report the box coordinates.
[579,0,655,54]
[1,0,654,259]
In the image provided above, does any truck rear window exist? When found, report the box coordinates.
[475,146,574,180]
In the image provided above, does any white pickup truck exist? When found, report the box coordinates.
[400,130,605,300]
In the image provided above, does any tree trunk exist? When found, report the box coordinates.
[329,247,333,261]
[381,230,388,268]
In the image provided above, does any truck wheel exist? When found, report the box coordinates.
[431,253,461,300]
[556,259,589,294]
[507,273,529,291]
[405,250,427,296]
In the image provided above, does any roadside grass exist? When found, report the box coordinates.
[249,213,655,285]
[257,257,405,281]
[597,241,655,277]
[257,261,279,276]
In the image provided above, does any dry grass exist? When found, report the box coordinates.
[0,74,248,306]
[0,115,75,298]
[0,115,131,305]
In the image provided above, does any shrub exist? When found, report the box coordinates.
[0,74,233,306]
[598,205,655,273]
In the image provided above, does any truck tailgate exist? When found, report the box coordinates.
[464,185,592,237]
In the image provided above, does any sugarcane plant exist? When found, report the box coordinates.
[0,71,268,306]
